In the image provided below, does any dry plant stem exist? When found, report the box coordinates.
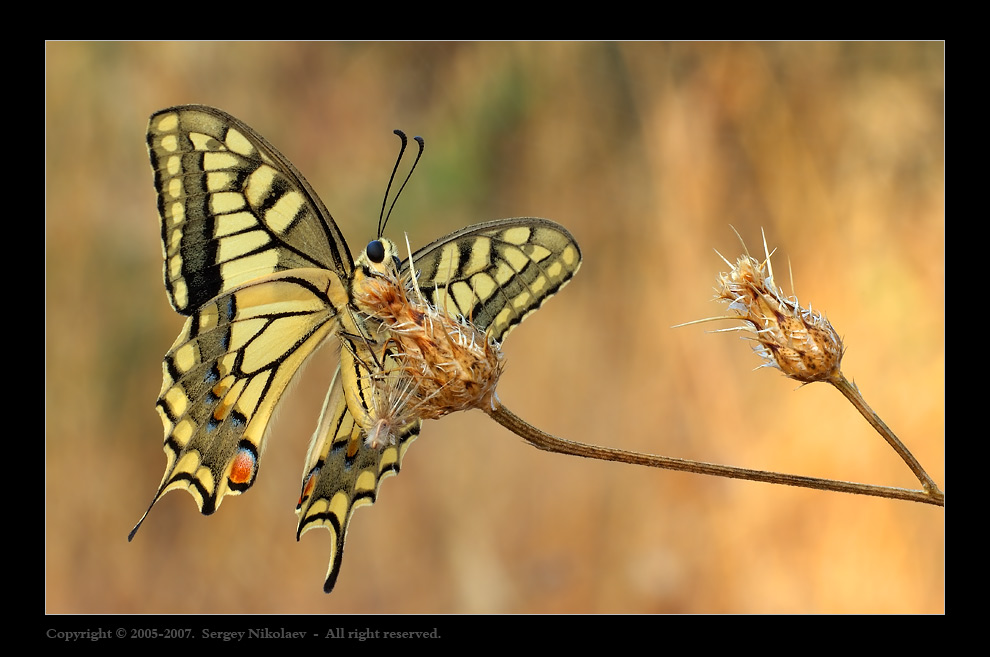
[488,401,944,507]
[828,371,944,504]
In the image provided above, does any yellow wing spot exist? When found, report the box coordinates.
[493,261,515,285]
[166,178,182,200]
[501,226,531,245]
[212,375,236,398]
[220,252,280,288]
[217,229,268,263]
[380,446,400,471]
[167,228,183,253]
[224,127,256,158]
[166,154,181,176]
[450,281,477,316]
[210,191,247,214]
[216,378,246,421]
[503,247,530,273]
[155,112,179,132]
[215,211,259,237]
[163,386,189,418]
[193,464,216,494]
[218,353,237,378]
[355,469,377,493]
[562,244,579,267]
[190,132,223,152]
[171,417,197,446]
[434,243,460,281]
[470,272,497,301]
[160,134,179,153]
[547,261,563,278]
[528,274,548,295]
[172,450,203,475]
[493,307,512,330]
[464,237,491,273]
[171,280,188,309]
[512,290,533,310]
[245,166,277,207]
[173,342,199,374]
[236,374,270,416]
[522,243,552,262]
[329,491,351,522]
[266,190,306,232]
[167,201,185,224]
[228,318,267,355]
[206,171,236,192]
[196,305,220,333]
[203,151,240,171]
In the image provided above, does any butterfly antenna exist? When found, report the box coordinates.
[378,130,425,238]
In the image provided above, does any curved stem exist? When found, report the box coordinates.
[487,401,944,507]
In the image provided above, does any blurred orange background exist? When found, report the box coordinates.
[46,42,943,613]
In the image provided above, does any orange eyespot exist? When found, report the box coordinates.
[229,447,257,486]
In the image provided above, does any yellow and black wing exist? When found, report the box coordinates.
[131,270,345,535]
[407,217,582,342]
[132,105,354,536]
[296,356,421,593]
[148,105,353,314]
[296,219,581,593]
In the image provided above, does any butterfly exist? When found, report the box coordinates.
[130,105,582,592]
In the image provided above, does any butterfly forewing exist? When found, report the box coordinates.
[147,105,353,314]
[407,218,582,342]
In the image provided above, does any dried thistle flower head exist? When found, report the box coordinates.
[356,268,504,417]
[350,240,505,449]
[708,229,844,384]
[362,367,419,449]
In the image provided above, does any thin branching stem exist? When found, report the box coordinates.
[828,372,944,504]
[487,401,944,507]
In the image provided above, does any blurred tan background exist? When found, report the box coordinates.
[46,42,943,614]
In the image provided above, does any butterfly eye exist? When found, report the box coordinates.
[366,240,386,264]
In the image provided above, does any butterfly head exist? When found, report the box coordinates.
[359,238,402,279]
[351,238,406,317]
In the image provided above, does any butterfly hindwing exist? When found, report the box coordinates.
[130,269,347,537]
[296,355,421,593]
